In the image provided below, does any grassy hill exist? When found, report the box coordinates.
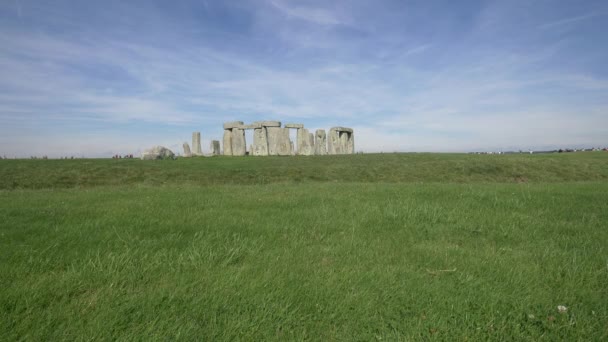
[1,153,607,340]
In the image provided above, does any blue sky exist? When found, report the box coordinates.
[1,0,607,157]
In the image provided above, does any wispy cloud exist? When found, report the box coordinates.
[266,0,346,26]
[539,12,604,30]
[0,0,607,157]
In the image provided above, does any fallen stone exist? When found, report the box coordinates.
[285,123,304,129]
[141,146,176,160]
[223,130,233,156]
[223,121,245,130]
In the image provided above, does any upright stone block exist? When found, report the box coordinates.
[290,141,295,155]
[192,132,202,156]
[340,132,349,154]
[211,140,220,155]
[231,128,246,156]
[252,127,269,156]
[314,129,327,155]
[183,142,192,157]
[223,130,233,156]
[347,132,355,154]
[328,129,341,154]
[267,127,291,156]
[296,128,314,155]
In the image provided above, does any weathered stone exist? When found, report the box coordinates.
[340,132,349,154]
[223,121,244,130]
[183,142,192,157]
[314,129,327,155]
[309,133,315,152]
[347,132,355,154]
[141,146,175,160]
[210,140,220,155]
[285,123,304,129]
[296,128,314,156]
[267,127,291,156]
[223,130,233,156]
[252,127,269,156]
[242,123,262,129]
[330,126,353,133]
[328,129,341,154]
[231,128,246,156]
[254,121,281,127]
[192,132,202,156]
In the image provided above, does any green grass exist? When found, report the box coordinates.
[1,152,607,189]
[1,153,607,340]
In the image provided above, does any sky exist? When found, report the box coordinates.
[1,0,607,157]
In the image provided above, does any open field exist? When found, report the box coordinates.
[1,153,607,340]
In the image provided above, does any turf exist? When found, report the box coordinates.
[1,153,607,340]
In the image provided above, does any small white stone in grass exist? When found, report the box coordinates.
[557,305,567,313]
[528,314,535,319]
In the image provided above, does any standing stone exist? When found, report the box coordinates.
[267,127,291,156]
[309,132,315,153]
[328,129,341,155]
[340,132,349,154]
[231,128,246,156]
[252,127,269,156]
[296,128,314,156]
[347,132,355,154]
[314,129,327,155]
[290,141,295,155]
[211,140,220,155]
[183,142,192,157]
[223,130,233,156]
[192,132,202,156]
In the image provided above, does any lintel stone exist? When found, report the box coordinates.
[285,123,304,129]
[330,126,353,133]
[223,121,245,130]
[253,121,281,127]
[241,123,262,129]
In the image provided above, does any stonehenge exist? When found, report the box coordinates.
[221,121,354,156]
[169,124,354,159]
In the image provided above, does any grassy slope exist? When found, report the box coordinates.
[1,153,607,340]
[1,152,607,189]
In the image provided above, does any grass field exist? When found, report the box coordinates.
[1,153,607,340]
